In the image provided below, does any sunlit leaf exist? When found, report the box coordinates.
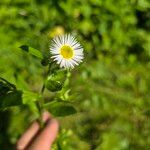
[19,45,43,59]
[22,91,42,104]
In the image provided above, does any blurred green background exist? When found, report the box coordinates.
[0,0,150,149]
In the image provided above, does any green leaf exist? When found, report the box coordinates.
[0,90,23,109]
[0,78,41,109]
[0,81,11,96]
[0,78,22,109]
[19,45,43,59]
[22,91,42,104]
[0,77,16,89]
[0,77,16,96]
[44,101,77,116]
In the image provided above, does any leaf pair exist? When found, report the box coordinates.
[0,77,22,109]
[0,77,41,110]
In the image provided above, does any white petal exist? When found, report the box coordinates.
[60,59,65,68]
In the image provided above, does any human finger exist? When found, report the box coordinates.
[26,119,59,150]
[16,111,50,150]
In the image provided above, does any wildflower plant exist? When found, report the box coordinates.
[0,34,84,127]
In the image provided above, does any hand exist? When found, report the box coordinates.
[16,112,59,150]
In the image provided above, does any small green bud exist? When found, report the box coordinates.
[41,57,49,66]
[45,79,62,92]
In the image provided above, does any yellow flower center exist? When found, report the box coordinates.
[60,45,74,59]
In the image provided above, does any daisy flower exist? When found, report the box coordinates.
[50,34,84,69]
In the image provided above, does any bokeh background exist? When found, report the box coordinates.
[0,0,150,149]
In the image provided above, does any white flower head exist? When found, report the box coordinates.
[50,34,84,69]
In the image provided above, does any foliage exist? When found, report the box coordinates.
[0,0,150,149]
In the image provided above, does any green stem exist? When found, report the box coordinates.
[36,100,43,128]
[41,84,45,94]
[35,83,45,128]
[37,64,51,127]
